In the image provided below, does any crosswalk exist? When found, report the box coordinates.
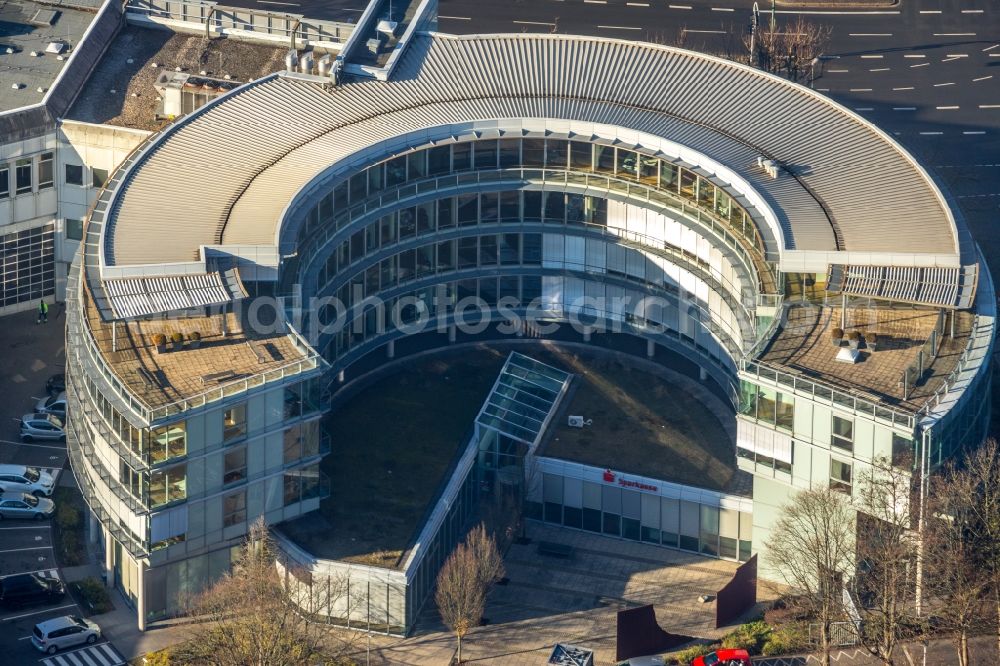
[40,642,124,666]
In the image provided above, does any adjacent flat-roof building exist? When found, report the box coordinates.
[65,25,992,631]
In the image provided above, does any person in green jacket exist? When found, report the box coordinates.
[37,299,48,324]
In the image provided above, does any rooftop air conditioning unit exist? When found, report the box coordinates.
[568,415,592,428]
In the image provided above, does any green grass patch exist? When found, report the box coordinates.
[281,349,507,566]
[53,486,87,567]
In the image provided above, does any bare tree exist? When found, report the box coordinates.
[436,541,486,665]
[853,457,919,666]
[186,518,325,666]
[765,487,856,666]
[744,16,831,81]
[925,461,994,666]
[466,523,506,590]
[954,439,1000,657]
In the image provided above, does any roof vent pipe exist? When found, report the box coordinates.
[316,53,332,77]
[285,49,298,72]
[299,51,314,75]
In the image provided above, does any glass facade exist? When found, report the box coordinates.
[739,380,794,431]
[529,472,753,563]
[303,138,764,254]
[0,223,54,309]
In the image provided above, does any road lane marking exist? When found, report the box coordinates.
[854,107,873,111]
[711,7,734,11]
[892,86,914,90]
[513,20,555,26]
[936,106,959,110]
[946,54,968,57]
[920,131,944,135]
[774,10,899,14]
[684,29,726,33]
[904,54,925,58]
[961,9,984,13]
[973,76,993,82]
[963,131,987,135]
[980,105,1000,109]
[626,2,649,6]
[850,33,892,37]
[942,57,964,62]
[869,68,890,72]
[598,25,641,30]
[934,33,976,36]
[919,10,941,13]
[0,603,77,622]
[849,88,873,92]
[893,107,917,111]
[860,54,883,58]
[583,0,606,4]
[668,4,692,8]
[828,68,849,72]
[438,15,471,20]
[984,45,999,52]
[933,82,955,87]
[911,62,930,68]
[0,546,51,553]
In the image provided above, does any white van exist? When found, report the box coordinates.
[31,615,101,654]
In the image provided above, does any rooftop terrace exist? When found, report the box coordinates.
[538,350,749,496]
[82,289,315,413]
[67,26,286,131]
[0,0,99,112]
[759,304,973,412]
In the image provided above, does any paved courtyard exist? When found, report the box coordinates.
[362,522,769,665]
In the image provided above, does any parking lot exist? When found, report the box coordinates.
[0,307,121,664]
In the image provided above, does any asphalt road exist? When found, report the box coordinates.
[214,0,370,23]
[438,0,1000,276]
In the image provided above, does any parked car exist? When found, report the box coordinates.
[692,648,752,666]
[0,492,54,520]
[0,464,55,496]
[0,572,65,609]
[34,391,67,418]
[19,413,65,442]
[45,373,65,396]
[31,615,100,654]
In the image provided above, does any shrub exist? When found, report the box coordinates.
[72,577,113,614]
[189,331,201,341]
[55,501,81,530]
[830,327,844,339]
[144,650,172,666]
[721,620,772,655]
[847,330,861,341]
[152,333,167,346]
[170,332,184,343]
[762,624,811,656]
[867,332,878,344]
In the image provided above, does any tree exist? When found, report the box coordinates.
[951,439,1000,658]
[765,487,856,666]
[853,457,919,666]
[436,541,486,664]
[744,16,831,82]
[186,518,325,666]
[436,523,505,664]
[924,460,994,666]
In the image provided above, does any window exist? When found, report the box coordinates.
[0,165,8,199]
[149,463,187,507]
[119,460,143,499]
[223,491,246,527]
[66,219,84,241]
[832,415,854,453]
[830,459,853,494]
[92,168,108,188]
[38,153,53,189]
[65,164,83,186]
[224,447,247,485]
[892,433,914,468]
[15,158,32,194]
[149,422,186,464]
[283,464,321,506]
[223,404,247,442]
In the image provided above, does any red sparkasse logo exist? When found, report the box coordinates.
[602,468,657,492]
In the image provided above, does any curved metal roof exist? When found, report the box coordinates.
[101,33,961,269]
